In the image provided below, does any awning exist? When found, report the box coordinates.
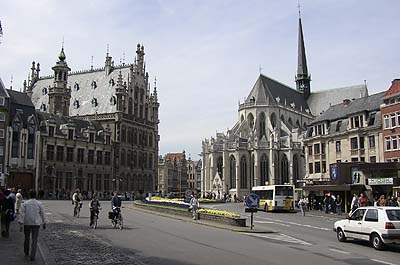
[302,184,351,191]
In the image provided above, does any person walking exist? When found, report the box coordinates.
[1,189,15,238]
[298,198,306,216]
[189,194,200,220]
[18,190,46,261]
[16,189,23,214]
[336,195,343,215]
[359,193,367,207]
[350,193,360,215]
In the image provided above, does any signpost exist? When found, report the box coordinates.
[245,193,259,230]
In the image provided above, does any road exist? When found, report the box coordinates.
[40,200,399,265]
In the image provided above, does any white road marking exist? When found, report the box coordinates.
[45,212,52,215]
[328,248,350,255]
[370,259,398,265]
[256,216,330,231]
[54,220,64,223]
[245,233,312,246]
[254,220,291,227]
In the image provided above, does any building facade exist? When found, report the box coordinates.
[157,152,188,196]
[24,44,159,195]
[0,78,10,186]
[201,15,368,199]
[187,158,202,191]
[381,79,400,161]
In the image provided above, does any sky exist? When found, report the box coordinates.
[1,0,400,159]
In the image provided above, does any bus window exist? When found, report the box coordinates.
[266,190,273,200]
[275,186,294,197]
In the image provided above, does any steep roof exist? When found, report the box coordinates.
[312,91,385,124]
[307,84,368,116]
[384,79,400,98]
[246,74,310,113]
[8,89,35,107]
[7,89,36,127]
[0,77,10,98]
[31,66,131,116]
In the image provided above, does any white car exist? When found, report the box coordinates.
[333,206,400,250]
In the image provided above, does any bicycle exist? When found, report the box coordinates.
[111,207,123,230]
[90,207,101,229]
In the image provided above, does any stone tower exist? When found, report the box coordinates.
[48,47,71,116]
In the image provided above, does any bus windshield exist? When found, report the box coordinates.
[275,186,294,197]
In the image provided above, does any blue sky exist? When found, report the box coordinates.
[1,0,400,159]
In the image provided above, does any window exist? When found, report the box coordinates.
[48,126,55,137]
[88,150,94,164]
[105,135,111,145]
[0,146,3,156]
[369,135,375,148]
[370,156,376,163]
[89,133,95,143]
[322,161,326,173]
[96,174,102,191]
[354,116,360,128]
[314,143,320,155]
[351,157,358,162]
[309,163,314,174]
[308,146,312,155]
[315,162,321,173]
[12,130,20,158]
[368,113,376,126]
[321,143,326,155]
[350,209,366,221]
[386,137,391,151]
[0,97,4,106]
[397,112,400,128]
[97,151,103,165]
[384,115,390,129]
[56,146,64,161]
[336,141,341,153]
[66,147,74,162]
[105,151,111,165]
[391,113,396,128]
[240,156,247,189]
[0,112,5,121]
[336,121,342,132]
[351,137,358,149]
[365,209,378,222]
[392,136,398,150]
[46,145,54,160]
[87,173,93,191]
[68,129,74,140]
[359,136,365,149]
[77,148,85,163]
[66,172,73,191]
[104,174,110,191]
[27,129,35,159]
[121,149,126,166]
[0,129,4,138]
[360,157,365,162]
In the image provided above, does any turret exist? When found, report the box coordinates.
[105,45,113,75]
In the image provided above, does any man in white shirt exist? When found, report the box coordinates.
[19,190,46,261]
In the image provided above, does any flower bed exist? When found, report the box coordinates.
[197,209,240,218]
[145,197,189,209]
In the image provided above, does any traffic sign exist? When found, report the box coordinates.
[245,193,259,209]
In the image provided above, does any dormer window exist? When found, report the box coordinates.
[74,82,80,91]
[40,104,47,111]
[314,124,325,136]
[68,129,74,140]
[73,100,80,109]
[91,80,97,89]
[335,120,342,132]
[110,96,116,105]
[350,115,364,129]
[368,113,376,126]
[42,87,47,95]
[109,78,115,86]
[91,98,98,107]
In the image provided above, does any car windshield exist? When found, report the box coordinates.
[386,209,400,221]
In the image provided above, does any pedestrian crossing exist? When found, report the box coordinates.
[244,232,312,246]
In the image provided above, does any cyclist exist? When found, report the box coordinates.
[111,192,122,221]
[72,189,83,217]
[89,193,101,227]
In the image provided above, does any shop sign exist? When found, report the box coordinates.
[330,164,338,180]
[351,168,365,184]
[368,178,394,185]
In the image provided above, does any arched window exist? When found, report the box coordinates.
[293,154,299,187]
[281,154,289,184]
[121,125,126,143]
[27,117,36,159]
[259,112,266,140]
[296,120,301,128]
[260,154,269,185]
[217,157,223,179]
[280,115,285,123]
[128,98,133,115]
[229,156,236,189]
[133,151,137,168]
[240,156,247,189]
[247,113,254,129]
[270,113,277,129]
[120,149,126,166]
[250,154,255,188]
[288,117,293,129]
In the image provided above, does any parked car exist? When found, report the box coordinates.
[333,206,400,250]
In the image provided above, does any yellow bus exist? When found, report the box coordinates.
[252,185,295,212]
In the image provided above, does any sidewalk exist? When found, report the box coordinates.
[0,221,45,264]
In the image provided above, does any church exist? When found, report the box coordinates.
[201,15,368,199]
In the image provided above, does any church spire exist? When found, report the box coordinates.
[295,4,311,99]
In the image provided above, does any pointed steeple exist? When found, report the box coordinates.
[295,7,311,100]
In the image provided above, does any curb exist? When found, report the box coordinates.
[38,240,57,265]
